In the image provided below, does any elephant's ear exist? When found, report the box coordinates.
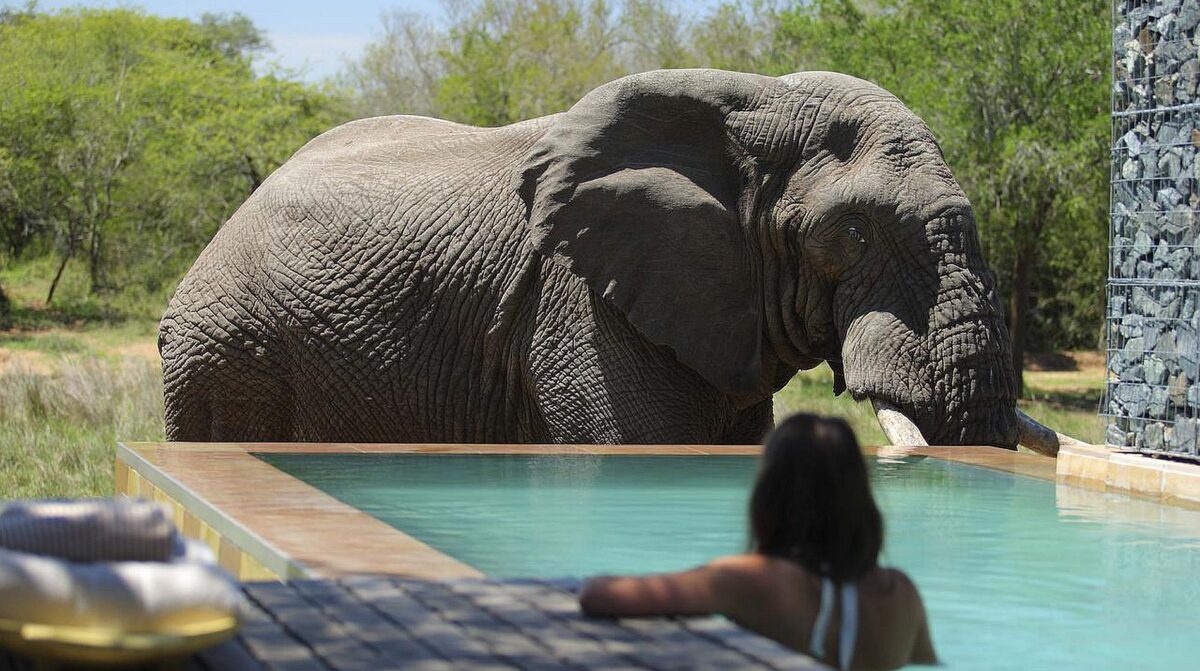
[518,70,773,394]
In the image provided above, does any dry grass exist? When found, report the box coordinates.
[0,358,163,498]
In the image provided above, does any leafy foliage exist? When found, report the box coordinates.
[0,8,336,315]
[338,0,787,123]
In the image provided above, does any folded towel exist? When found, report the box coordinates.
[0,499,180,563]
[0,544,243,630]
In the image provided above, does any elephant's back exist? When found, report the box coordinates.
[241,113,552,308]
[176,112,554,305]
[249,113,555,238]
[287,114,558,168]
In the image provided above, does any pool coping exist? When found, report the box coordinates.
[116,442,1058,581]
[1056,443,1200,509]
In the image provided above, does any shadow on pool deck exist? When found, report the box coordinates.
[0,576,832,670]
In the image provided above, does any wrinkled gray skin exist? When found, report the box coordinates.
[160,69,1019,447]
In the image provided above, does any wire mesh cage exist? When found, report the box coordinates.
[1107,0,1200,459]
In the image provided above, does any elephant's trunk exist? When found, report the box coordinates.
[843,307,1020,448]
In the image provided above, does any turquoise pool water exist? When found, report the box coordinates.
[259,453,1200,670]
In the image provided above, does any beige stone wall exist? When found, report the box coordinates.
[1058,443,1200,508]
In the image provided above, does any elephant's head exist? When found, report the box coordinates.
[518,69,1056,449]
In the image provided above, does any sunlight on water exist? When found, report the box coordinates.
[260,453,1200,671]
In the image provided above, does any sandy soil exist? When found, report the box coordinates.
[110,339,160,364]
[0,330,160,375]
[0,348,56,375]
[1025,350,1106,373]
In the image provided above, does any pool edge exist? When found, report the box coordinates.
[122,441,1196,581]
[1057,443,1200,509]
[116,442,484,581]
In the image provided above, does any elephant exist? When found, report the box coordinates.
[160,68,1065,451]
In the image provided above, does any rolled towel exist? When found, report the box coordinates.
[0,546,244,630]
[0,499,180,563]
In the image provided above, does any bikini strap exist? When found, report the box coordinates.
[809,577,835,660]
[839,582,859,670]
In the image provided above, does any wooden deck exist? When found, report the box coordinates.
[0,577,828,670]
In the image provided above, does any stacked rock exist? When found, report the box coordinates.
[1109,1,1200,459]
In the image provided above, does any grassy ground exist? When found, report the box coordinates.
[0,352,163,498]
[0,321,1107,499]
[1,256,175,328]
[774,361,1107,448]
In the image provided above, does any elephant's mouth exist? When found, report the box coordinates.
[869,397,1084,456]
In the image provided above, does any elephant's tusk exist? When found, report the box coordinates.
[871,398,929,447]
[872,401,1086,455]
[1015,408,1089,457]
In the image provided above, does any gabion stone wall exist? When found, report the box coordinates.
[1108,0,1200,460]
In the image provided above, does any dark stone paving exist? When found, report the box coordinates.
[0,577,828,670]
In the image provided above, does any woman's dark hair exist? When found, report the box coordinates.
[749,413,883,582]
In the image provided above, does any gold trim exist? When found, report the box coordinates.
[0,615,238,664]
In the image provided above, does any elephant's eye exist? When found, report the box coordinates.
[808,217,869,280]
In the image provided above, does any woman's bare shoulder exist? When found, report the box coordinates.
[707,554,773,572]
[708,554,812,580]
[706,555,817,601]
[705,554,776,590]
[863,566,917,589]
[862,566,927,614]
[702,555,820,627]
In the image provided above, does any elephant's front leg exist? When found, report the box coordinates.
[721,399,774,444]
[526,270,741,445]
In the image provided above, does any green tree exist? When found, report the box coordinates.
[691,1,788,74]
[0,8,335,309]
[197,11,269,61]
[337,11,446,119]
[436,0,624,125]
[621,0,690,71]
[340,0,759,125]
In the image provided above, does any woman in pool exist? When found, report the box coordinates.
[580,413,937,670]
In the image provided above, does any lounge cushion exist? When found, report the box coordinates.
[0,499,180,563]
[0,543,243,630]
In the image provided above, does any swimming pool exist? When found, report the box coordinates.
[259,452,1200,671]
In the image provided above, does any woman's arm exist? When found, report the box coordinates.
[579,555,767,618]
[579,565,721,617]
